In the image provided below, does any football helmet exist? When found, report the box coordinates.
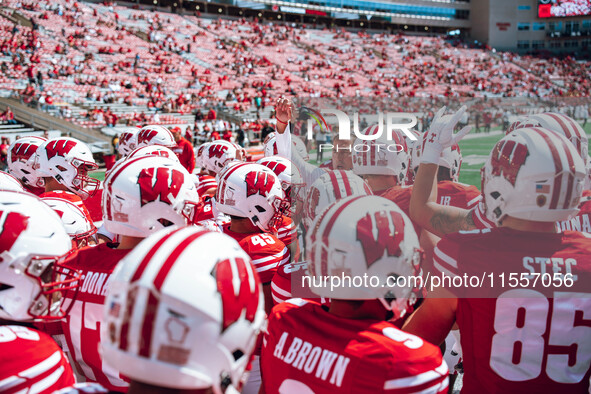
[195,142,210,169]
[31,137,100,199]
[117,127,139,157]
[7,136,47,186]
[482,127,586,225]
[126,145,180,163]
[216,163,287,232]
[42,197,97,248]
[439,143,462,182]
[0,171,25,192]
[102,156,199,237]
[203,140,240,174]
[306,195,422,319]
[102,226,265,393]
[257,156,304,217]
[263,133,279,157]
[0,191,79,321]
[304,170,373,229]
[352,126,410,184]
[132,125,176,150]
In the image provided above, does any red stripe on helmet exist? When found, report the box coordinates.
[328,170,342,200]
[531,128,563,210]
[138,230,209,357]
[338,170,353,196]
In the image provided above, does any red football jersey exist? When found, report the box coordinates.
[436,180,480,210]
[193,196,215,222]
[0,325,75,394]
[24,184,46,196]
[261,299,448,393]
[83,189,103,223]
[470,199,496,230]
[433,228,591,393]
[221,223,289,283]
[557,189,591,233]
[60,243,130,392]
[40,191,93,225]
[271,261,331,306]
[277,215,298,251]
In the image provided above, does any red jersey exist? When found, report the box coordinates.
[83,189,103,223]
[433,228,591,393]
[261,299,448,393]
[276,215,297,249]
[221,223,289,283]
[557,189,591,232]
[61,243,130,392]
[40,191,93,224]
[470,199,496,230]
[24,184,46,196]
[435,180,480,209]
[271,261,330,306]
[195,174,217,196]
[171,137,195,173]
[0,325,75,394]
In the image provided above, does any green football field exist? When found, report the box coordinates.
[91,123,591,188]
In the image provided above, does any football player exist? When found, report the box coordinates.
[0,191,80,394]
[101,226,265,394]
[261,195,449,393]
[59,155,199,391]
[216,162,290,313]
[31,137,99,223]
[6,135,47,195]
[405,118,591,392]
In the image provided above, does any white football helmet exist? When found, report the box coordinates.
[132,125,177,150]
[306,195,422,319]
[203,140,240,174]
[117,127,140,157]
[352,126,410,184]
[257,156,304,217]
[263,133,279,158]
[0,191,79,321]
[216,163,287,232]
[31,137,100,199]
[482,127,586,225]
[439,143,462,182]
[304,170,373,229]
[7,136,47,186]
[195,142,210,169]
[102,156,200,237]
[102,226,265,393]
[0,171,25,192]
[42,197,97,248]
[127,145,180,163]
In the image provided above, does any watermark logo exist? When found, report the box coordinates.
[302,108,418,142]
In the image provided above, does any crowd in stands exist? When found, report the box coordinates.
[0,0,589,137]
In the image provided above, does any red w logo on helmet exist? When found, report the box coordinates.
[215,257,260,331]
[137,129,158,146]
[245,171,275,197]
[46,140,76,160]
[490,139,529,186]
[261,161,287,176]
[208,144,228,159]
[0,210,29,254]
[137,167,184,206]
[356,210,405,268]
[10,143,38,163]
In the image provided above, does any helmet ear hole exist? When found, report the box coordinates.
[255,205,266,213]
[232,349,245,361]
[490,191,501,200]
[157,218,175,227]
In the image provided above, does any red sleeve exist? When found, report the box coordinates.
[0,326,76,394]
[432,235,462,281]
[238,234,289,283]
[276,216,296,247]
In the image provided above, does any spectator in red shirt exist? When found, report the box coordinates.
[170,126,195,173]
